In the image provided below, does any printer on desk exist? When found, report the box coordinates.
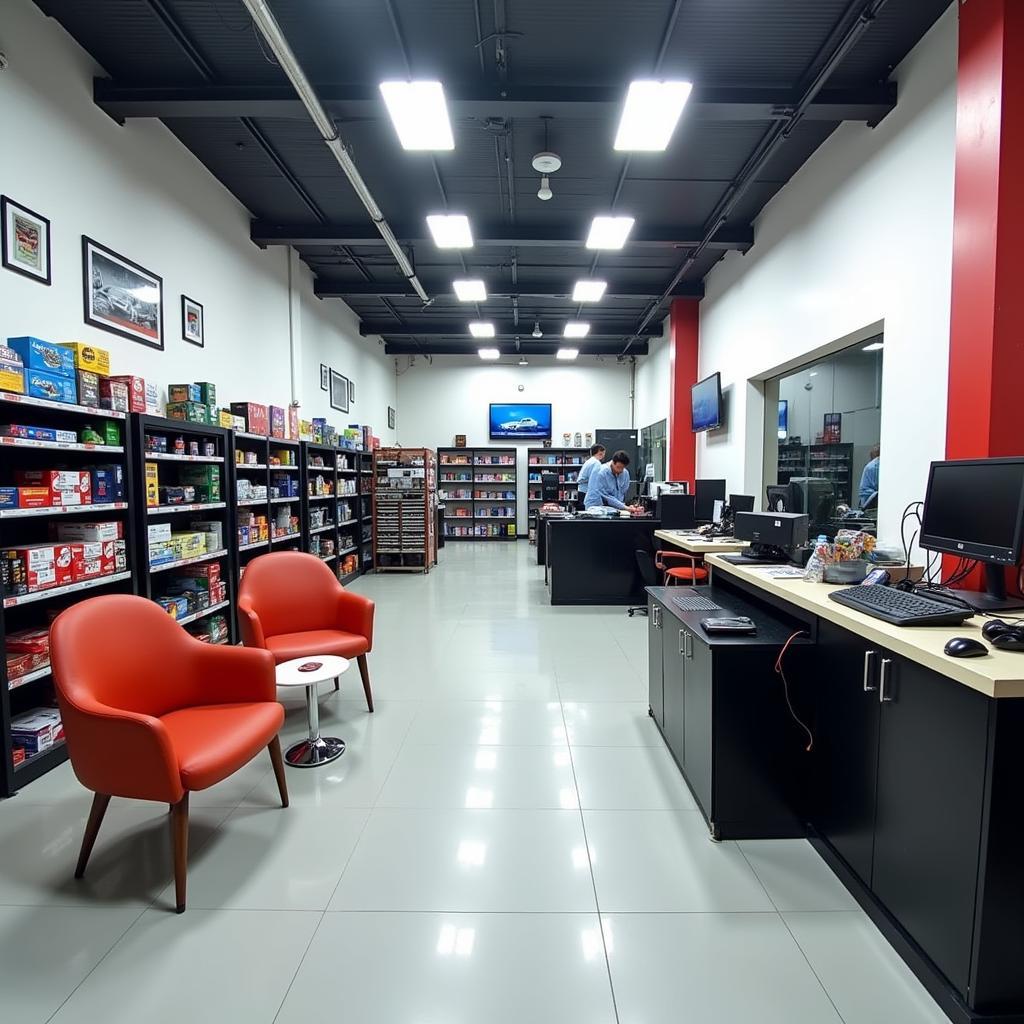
[733,511,809,563]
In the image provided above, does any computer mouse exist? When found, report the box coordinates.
[982,619,1013,641]
[991,631,1024,651]
[944,636,988,658]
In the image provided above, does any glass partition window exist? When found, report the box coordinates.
[768,337,882,537]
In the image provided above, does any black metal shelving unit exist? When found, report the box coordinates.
[132,415,236,646]
[0,393,135,795]
[265,437,302,555]
[438,447,517,540]
[335,448,361,584]
[526,447,588,533]
[301,441,338,573]
[356,450,374,576]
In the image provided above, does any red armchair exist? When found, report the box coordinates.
[655,549,709,586]
[237,551,376,711]
[49,595,288,913]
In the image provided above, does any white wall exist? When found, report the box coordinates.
[0,0,396,437]
[634,319,671,431]
[697,3,957,546]
[396,357,631,531]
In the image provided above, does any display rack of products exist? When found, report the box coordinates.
[302,441,339,573]
[373,447,436,572]
[0,391,135,794]
[526,447,588,526]
[356,451,374,574]
[334,448,363,584]
[132,415,236,649]
[776,441,855,505]
[438,447,518,540]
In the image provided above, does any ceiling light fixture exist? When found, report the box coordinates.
[537,175,553,201]
[614,79,693,151]
[532,117,560,202]
[427,213,473,248]
[378,81,454,150]
[453,279,487,301]
[572,279,607,302]
[556,348,579,360]
[564,322,590,338]
[469,321,495,338]
[586,215,634,250]
[532,321,543,338]
[518,356,529,366]
[862,341,884,352]
[478,348,500,360]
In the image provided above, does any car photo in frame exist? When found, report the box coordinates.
[82,236,163,349]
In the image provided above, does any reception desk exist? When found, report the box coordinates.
[546,516,660,604]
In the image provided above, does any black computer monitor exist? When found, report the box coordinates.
[540,473,560,502]
[920,458,1024,610]
[658,493,697,530]
[729,494,755,514]
[694,478,726,522]
[766,483,797,513]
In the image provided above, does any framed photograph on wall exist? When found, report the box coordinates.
[181,295,204,347]
[348,378,355,404]
[388,406,396,430]
[1,196,51,286]
[330,369,350,413]
[320,364,329,391]
[82,236,163,349]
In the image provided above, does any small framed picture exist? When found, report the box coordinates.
[320,364,329,391]
[181,295,204,347]
[388,406,396,430]
[330,369,350,413]
[2,196,51,286]
[82,236,163,349]
[348,378,355,404]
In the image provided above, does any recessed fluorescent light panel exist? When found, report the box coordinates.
[563,322,590,338]
[586,216,634,250]
[572,279,607,302]
[862,341,884,352]
[469,321,495,338]
[614,80,693,151]
[379,81,454,150]
[556,348,579,360]
[478,348,500,360]
[453,279,487,302]
[427,214,473,249]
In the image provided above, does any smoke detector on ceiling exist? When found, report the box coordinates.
[532,151,561,201]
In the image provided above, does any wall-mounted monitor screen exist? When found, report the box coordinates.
[489,403,553,440]
[691,373,723,432]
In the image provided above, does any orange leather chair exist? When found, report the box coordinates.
[655,549,710,586]
[237,551,376,711]
[50,595,288,914]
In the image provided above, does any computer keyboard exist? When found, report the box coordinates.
[828,585,974,626]
[671,592,722,612]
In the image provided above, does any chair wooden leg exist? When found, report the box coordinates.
[268,736,289,808]
[75,793,111,879]
[334,676,340,691]
[357,654,374,713]
[170,794,189,914]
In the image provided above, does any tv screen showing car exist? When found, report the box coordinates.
[691,373,723,432]
[489,403,552,440]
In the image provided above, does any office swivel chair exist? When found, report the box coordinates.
[628,549,660,616]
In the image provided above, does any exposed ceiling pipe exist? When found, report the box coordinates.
[621,0,888,354]
[241,0,429,303]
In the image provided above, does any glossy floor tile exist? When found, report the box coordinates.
[0,541,945,1023]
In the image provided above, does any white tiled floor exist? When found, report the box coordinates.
[0,541,949,1023]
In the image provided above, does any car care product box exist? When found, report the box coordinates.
[230,403,268,436]
[71,541,116,580]
[25,368,77,405]
[166,401,208,424]
[14,470,91,507]
[59,342,110,376]
[99,377,129,413]
[0,424,76,443]
[189,519,223,551]
[269,405,285,439]
[90,464,125,503]
[0,367,25,394]
[6,337,75,377]
[5,543,75,591]
[76,370,100,408]
[179,465,221,501]
[56,520,123,543]
[107,375,147,413]
[168,384,202,404]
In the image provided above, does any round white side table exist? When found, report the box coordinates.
[275,655,349,767]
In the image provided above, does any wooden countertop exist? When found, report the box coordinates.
[706,554,1024,699]
[655,530,749,554]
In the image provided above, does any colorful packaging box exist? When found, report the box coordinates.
[14,488,51,509]
[13,470,91,507]
[145,462,159,506]
[6,337,75,377]
[56,520,123,543]
[0,368,25,394]
[6,543,75,591]
[59,342,110,376]
[169,532,207,560]
[159,485,196,506]
[269,405,285,439]
[196,382,217,405]
[26,368,77,405]
[166,400,207,423]
[71,541,115,580]
[90,465,125,503]
[10,708,59,754]
[168,384,202,404]
[76,370,100,408]
[218,410,235,429]
[113,538,127,572]
[1,424,65,442]
[288,405,299,440]
[99,378,129,413]
[230,402,268,436]
[101,420,121,446]
[0,345,23,367]
[107,375,147,413]
[189,519,223,551]
[148,523,172,545]
[180,465,221,500]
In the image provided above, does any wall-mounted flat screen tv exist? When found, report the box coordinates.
[489,403,552,440]
[691,372,723,432]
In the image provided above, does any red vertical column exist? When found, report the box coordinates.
[946,0,1024,586]
[667,297,699,484]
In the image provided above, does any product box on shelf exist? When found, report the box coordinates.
[0,424,75,443]
[0,345,23,367]
[0,368,25,394]
[5,543,75,592]
[56,520,123,543]
[179,465,221,499]
[0,487,49,509]
[101,420,121,446]
[299,419,313,441]
[168,384,202,404]
[269,405,285,439]
[10,707,62,754]
[59,342,110,376]
[7,337,75,378]
[14,470,91,507]
[218,411,235,429]
[230,402,268,436]
[99,378,129,413]
[114,538,127,571]
[196,382,216,405]
[169,532,207,560]
[76,370,101,407]
[1,550,27,595]
[288,405,298,440]
[90,464,125,503]
[71,541,116,580]
[189,519,223,551]
[148,523,172,545]
[159,485,197,506]
[144,462,159,506]
[166,400,208,424]
[26,368,77,405]
[107,375,147,413]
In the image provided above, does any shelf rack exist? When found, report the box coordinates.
[133,415,236,650]
[776,441,855,506]
[526,447,589,524]
[0,393,135,795]
[355,450,374,577]
[302,441,339,570]
[438,447,518,540]
[373,447,436,572]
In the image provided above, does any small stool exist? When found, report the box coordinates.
[274,655,349,767]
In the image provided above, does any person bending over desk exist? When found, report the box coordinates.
[574,443,606,509]
[584,450,643,513]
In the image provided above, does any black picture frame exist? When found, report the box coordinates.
[330,369,350,413]
[388,406,396,430]
[320,363,329,391]
[1,195,51,286]
[181,295,204,347]
[82,236,164,350]
[348,378,355,404]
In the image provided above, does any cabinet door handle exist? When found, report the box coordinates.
[654,606,660,628]
[684,631,693,659]
[679,629,686,656]
[879,658,894,703]
[863,649,877,692]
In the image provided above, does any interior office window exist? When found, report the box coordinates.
[639,419,667,485]
[769,337,883,537]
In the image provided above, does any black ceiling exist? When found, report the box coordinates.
[34,0,950,356]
